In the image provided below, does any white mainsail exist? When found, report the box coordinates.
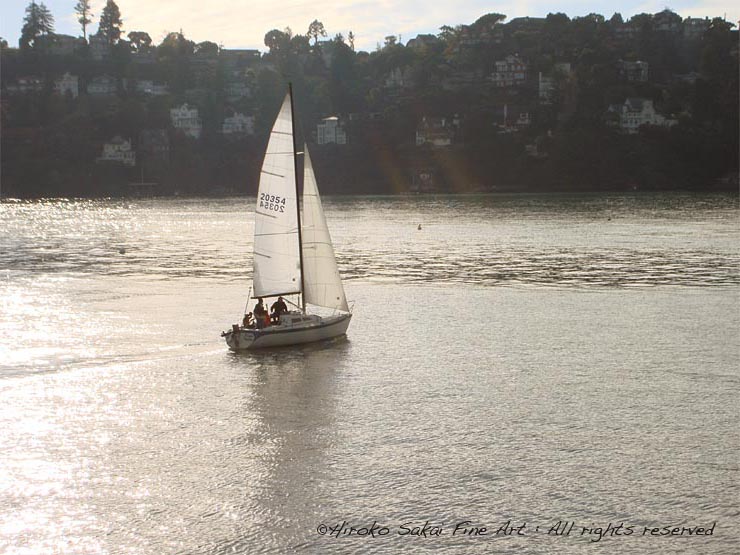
[301,146,349,312]
[252,93,301,298]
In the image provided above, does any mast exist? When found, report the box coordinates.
[288,83,306,313]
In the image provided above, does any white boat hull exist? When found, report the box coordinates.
[223,313,351,351]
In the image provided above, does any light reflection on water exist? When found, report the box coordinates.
[0,194,738,554]
[0,194,738,286]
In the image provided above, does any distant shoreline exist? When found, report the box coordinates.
[2,186,738,202]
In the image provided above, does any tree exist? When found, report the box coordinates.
[98,0,122,46]
[19,1,54,50]
[264,28,291,55]
[290,34,310,56]
[127,31,151,52]
[438,25,455,41]
[74,0,92,41]
[472,13,506,30]
[194,41,219,56]
[158,31,194,57]
[307,20,327,45]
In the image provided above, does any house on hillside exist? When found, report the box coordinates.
[5,76,44,94]
[225,81,251,101]
[683,17,710,40]
[222,113,254,136]
[416,116,459,146]
[170,104,202,138]
[97,136,136,166]
[538,62,572,103]
[87,75,117,96]
[608,98,677,134]
[49,34,84,56]
[491,55,527,88]
[54,72,79,98]
[618,60,649,82]
[385,66,414,90]
[135,80,169,96]
[317,117,347,145]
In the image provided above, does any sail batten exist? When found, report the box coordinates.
[301,145,349,312]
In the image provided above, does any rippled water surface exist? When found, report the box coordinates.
[0,193,738,554]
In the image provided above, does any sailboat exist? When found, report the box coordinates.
[222,85,352,350]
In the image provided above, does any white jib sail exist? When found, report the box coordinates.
[252,93,301,298]
[301,145,349,312]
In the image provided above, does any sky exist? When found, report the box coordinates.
[1,0,738,52]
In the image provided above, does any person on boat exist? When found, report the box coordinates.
[242,312,253,329]
[253,299,267,328]
[270,296,288,323]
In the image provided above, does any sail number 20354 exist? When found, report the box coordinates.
[259,193,286,213]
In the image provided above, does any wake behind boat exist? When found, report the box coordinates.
[222,85,352,351]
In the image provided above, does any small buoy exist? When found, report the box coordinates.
[417,224,422,230]
[119,248,126,255]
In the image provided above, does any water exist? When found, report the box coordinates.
[0,193,738,554]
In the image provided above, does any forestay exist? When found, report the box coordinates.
[301,146,349,312]
[252,94,301,298]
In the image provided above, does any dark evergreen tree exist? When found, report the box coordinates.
[98,0,123,46]
[19,1,54,50]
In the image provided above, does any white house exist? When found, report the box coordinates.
[54,72,79,98]
[5,76,44,94]
[516,112,531,126]
[97,136,136,166]
[538,62,572,104]
[225,81,250,101]
[385,67,414,89]
[317,117,347,145]
[614,98,677,134]
[491,55,527,87]
[222,113,254,135]
[415,116,457,146]
[683,17,710,40]
[618,60,649,82]
[170,103,202,138]
[87,75,117,96]
[135,80,169,96]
